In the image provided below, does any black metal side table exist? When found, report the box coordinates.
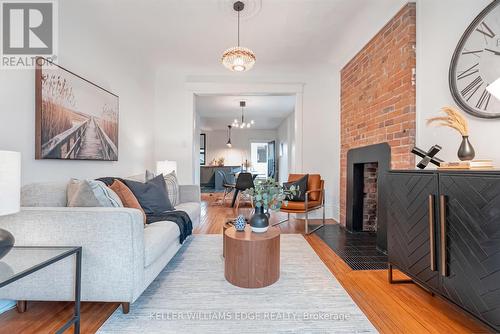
[0,246,82,334]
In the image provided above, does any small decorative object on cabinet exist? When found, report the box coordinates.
[245,178,298,233]
[0,151,21,260]
[457,136,475,161]
[234,215,246,231]
[438,160,494,170]
[427,106,475,161]
[387,170,500,331]
[411,145,444,169]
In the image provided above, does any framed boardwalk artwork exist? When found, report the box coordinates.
[35,58,119,161]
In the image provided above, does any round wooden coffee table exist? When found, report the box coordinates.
[224,225,280,288]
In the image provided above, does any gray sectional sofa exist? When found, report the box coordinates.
[0,180,200,312]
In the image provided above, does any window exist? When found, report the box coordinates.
[200,134,206,165]
[250,142,269,178]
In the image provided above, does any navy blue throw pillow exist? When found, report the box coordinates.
[123,174,174,214]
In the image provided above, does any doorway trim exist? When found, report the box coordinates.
[186,82,304,184]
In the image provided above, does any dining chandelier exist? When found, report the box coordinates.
[221,1,256,72]
[232,101,254,129]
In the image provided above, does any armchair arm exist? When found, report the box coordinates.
[0,207,145,302]
[305,189,325,205]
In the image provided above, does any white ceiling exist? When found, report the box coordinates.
[196,95,295,130]
[68,0,408,74]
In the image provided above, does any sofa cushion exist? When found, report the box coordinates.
[123,175,174,214]
[162,172,180,207]
[145,171,180,207]
[110,180,146,224]
[67,179,102,207]
[175,202,201,223]
[21,182,67,207]
[144,221,180,267]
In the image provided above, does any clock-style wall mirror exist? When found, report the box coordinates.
[449,0,500,119]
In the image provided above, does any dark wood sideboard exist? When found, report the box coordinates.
[386,170,500,331]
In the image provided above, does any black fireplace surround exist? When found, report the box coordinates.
[346,143,390,252]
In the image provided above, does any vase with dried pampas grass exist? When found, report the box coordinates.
[427,106,475,161]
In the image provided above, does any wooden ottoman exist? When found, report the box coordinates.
[224,225,280,288]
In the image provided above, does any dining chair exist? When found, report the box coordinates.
[216,170,236,205]
[234,172,254,209]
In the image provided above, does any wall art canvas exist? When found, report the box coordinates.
[35,58,119,161]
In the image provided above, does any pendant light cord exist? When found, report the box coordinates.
[237,9,240,47]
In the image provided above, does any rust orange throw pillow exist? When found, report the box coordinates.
[109,180,146,225]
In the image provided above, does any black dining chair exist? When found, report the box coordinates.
[217,170,236,205]
[234,172,254,209]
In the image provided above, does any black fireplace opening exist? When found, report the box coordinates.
[346,143,390,252]
[352,162,379,232]
[315,143,390,270]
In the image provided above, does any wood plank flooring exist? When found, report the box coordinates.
[0,193,491,333]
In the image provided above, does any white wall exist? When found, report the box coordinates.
[154,71,340,219]
[0,1,155,185]
[277,112,295,184]
[416,0,499,164]
[203,128,277,167]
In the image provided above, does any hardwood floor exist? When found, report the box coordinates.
[0,193,491,333]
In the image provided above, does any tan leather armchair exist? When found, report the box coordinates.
[276,174,326,234]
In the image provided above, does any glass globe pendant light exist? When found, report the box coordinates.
[221,1,256,72]
[232,101,255,129]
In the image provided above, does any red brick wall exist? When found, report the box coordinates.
[340,3,416,226]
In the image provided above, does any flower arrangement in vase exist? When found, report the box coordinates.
[427,106,475,161]
[244,178,298,233]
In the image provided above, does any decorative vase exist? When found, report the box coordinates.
[234,215,246,231]
[457,136,475,161]
[0,228,15,260]
[250,206,269,233]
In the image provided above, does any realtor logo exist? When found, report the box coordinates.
[1,0,58,69]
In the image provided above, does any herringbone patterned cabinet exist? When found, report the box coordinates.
[387,171,500,331]
[440,174,500,330]
[387,172,440,291]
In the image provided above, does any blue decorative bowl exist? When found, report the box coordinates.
[234,215,247,231]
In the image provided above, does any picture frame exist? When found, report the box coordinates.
[35,57,119,161]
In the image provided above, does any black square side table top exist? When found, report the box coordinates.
[0,246,82,334]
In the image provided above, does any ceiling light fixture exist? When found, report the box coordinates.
[221,1,256,72]
[232,101,255,129]
[226,125,233,148]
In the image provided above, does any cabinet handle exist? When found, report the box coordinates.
[428,195,436,272]
[439,195,448,277]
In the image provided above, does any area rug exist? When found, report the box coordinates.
[97,235,377,333]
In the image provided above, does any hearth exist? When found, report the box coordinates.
[346,143,390,252]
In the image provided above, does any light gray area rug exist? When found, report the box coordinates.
[98,235,377,334]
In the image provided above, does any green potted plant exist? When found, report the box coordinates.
[244,178,298,233]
